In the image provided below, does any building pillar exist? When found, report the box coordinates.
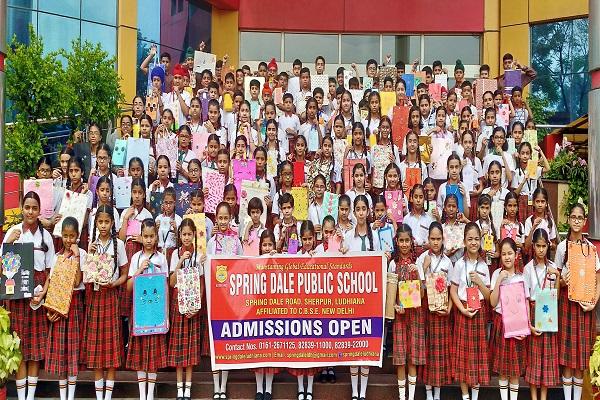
[117,0,138,104]
[588,0,600,240]
[211,8,239,69]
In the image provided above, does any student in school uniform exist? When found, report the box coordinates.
[274,193,303,254]
[404,184,435,256]
[524,188,557,253]
[155,187,182,262]
[511,142,550,224]
[3,192,56,400]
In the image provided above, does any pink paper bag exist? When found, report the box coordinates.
[23,179,54,218]
[192,133,209,159]
[428,83,442,102]
[500,281,531,338]
[202,169,225,214]
[385,190,403,223]
[232,159,256,202]
[127,219,141,237]
[155,136,178,175]
[243,229,260,256]
[326,235,342,253]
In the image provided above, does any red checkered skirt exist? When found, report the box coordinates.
[84,285,123,369]
[287,368,319,377]
[452,303,490,386]
[489,312,527,377]
[167,288,200,367]
[6,270,49,361]
[469,194,479,221]
[121,240,141,317]
[126,331,168,372]
[525,304,559,386]
[558,288,596,370]
[422,311,452,386]
[392,306,426,366]
[252,367,281,374]
[45,291,84,376]
[518,195,532,225]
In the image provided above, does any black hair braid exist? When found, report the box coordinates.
[37,219,49,252]
[366,222,374,251]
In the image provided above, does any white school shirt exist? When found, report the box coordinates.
[88,206,122,241]
[343,228,381,252]
[399,160,428,185]
[128,251,169,277]
[93,237,128,282]
[523,260,558,302]
[156,213,183,250]
[146,182,175,203]
[273,221,303,244]
[169,249,203,276]
[346,148,373,174]
[161,90,192,127]
[490,270,529,314]
[360,117,380,137]
[403,212,434,246]
[554,239,600,277]
[50,250,87,291]
[481,187,510,203]
[308,202,325,227]
[345,188,373,213]
[299,122,325,152]
[416,251,453,281]
[120,207,153,241]
[450,257,490,302]
[388,259,425,281]
[227,124,259,151]
[176,149,197,184]
[511,166,542,197]
[483,153,515,189]
[278,113,301,154]
[2,223,55,272]
[524,215,556,241]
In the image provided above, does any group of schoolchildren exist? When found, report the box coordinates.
[3,48,598,400]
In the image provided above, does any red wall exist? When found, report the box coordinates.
[237,0,484,33]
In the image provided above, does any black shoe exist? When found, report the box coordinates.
[264,392,273,400]
[220,393,228,400]
[297,391,305,400]
[319,369,328,383]
[351,397,358,400]
[359,397,366,400]
[327,367,336,383]
[305,392,313,400]
[255,393,264,400]
[213,393,220,400]
[177,397,182,400]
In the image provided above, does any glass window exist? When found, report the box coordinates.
[37,12,79,54]
[284,33,338,63]
[341,35,379,64]
[382,35,420,66]
[423,35,480,65]
[138,0,160,43]
[241,32,281,61]
[81,21,117,58]
[7,6,37,45]
[8,0,36,8]
[82,0,117,25]
[38,0,79,19]
[531,18,589,124]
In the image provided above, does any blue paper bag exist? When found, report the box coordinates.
[379,225,394,253]
[534,288,558,333]
[132,272,169,336]
[401,74,415,97]
[446,184,464,213]
[175,183,195,216]
[113,139,127,166]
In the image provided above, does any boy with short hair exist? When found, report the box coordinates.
[278,93,300,155]
[274,193,302,253]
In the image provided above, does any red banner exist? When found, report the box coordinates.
[205,253,386,370]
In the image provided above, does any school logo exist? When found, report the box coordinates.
[215,265,228,284]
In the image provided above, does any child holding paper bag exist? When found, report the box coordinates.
[512,142,550,224]
[554,204,600,400]
[449,222,491,400]
[489,238,529,400]
[523,228,560,400]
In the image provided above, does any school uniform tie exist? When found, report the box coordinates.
[360,235,367,251]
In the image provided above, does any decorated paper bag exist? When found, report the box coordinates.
[243,229,260,256]
[372,145,393,188]
[426,272,448,312]
[44,255,78,317]
[567,242,597,304]
[443,223,465,251]
[266,149,278,180]
[501,224,518,240]
[193,51,216,74]
[132,272,169,336]
[398,280,421,309]
[321,192,339,222]
[73,143,92,179]
[0,243,34,299]
[404,168,421,197]
[293,162,305,186]
[343,159,365,191]
[23,179,54,218]
[239,180,269,232]
[428,83,442,102]
[82,252,113,285]
[362,76,373,90]
[500,281,531,338]
[378,66,396,88]
[425,200,437,219]
[491,201,504,238]
[474,79,498,111]
[290,187,309,221]
[125,138,150,184]
[385,272,398,319]
[215,233,241,255]
[380,91,395,117]
[419,135,432,164]
[429,137,453,180]
[535,288,558,332]
[385,190,403,223]
[232,159,256,202]
[53,190,88,238]
[504,69,522,92]
[446,184,464,213]
[434,73,448,89]
[156,136,178,176]
[401,74,415,96]
[149,191,163,218]
[379,226,394,253]
[466,285,482,310]
[327,235,342,253]
[175,183,195,216]
[310,74,329,105]
[186,213,207,256]
[192,133,209,159]
[497,104,510,127]
[202,170,225,214]
[176,266,202,315]
[392,106,410,150]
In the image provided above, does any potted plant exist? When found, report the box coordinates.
[0,307,22,400]
[542,137,588,230]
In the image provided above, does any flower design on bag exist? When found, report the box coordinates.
[434,276,446,293]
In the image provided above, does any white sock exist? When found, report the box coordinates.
[433,387,441,400]
[255,371,264,394]
[306,374,314,394]
[471,386,480,400]
[219,371,228,394]
[498,379,508,400]
[408,375,416,400]
[94,379,104,400]
[359,367,369,398]
[462,395,470,400]
[59,379,68,400]
[212,371,220,394]
[563,376,573,400]
[184,383,191,398]
[16,378,27,400]
[105,380,114,400]
[398,379,406,400]
[573,377,583,400]
[177,382,184,398]
[297,375,305,393]
[26,376,38,400]
[425,385,433,400]
[350,367,359,397]
[137,372,147,400]
[147,373,157,400]
[67,376,77,400]
[509,383,519,400]
[265,373,274,393]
